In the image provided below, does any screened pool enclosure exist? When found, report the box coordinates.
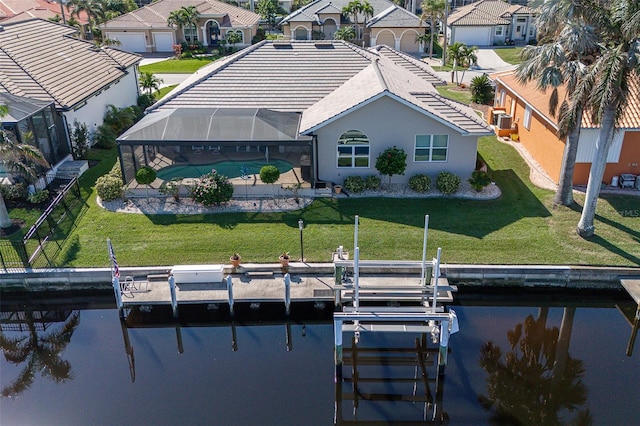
[117,108,314,191]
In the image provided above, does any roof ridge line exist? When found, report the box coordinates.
[372,58,388,91]
[148,40,268,112]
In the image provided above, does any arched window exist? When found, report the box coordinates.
[226,29,244,44]
[337,130,369,168]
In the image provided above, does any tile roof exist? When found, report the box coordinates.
[101,0,260,30]
[492,71,640,130]
[0,0,89,24]
[148,40,488,135]
[366,5,424,28]
[448,0,534,27]
[0,19,141,109]
[281,0,410,26]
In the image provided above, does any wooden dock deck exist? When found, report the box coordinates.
[621,279,640,306]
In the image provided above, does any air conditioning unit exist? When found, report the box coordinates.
[498,114,512,129]
[491,111,504,125]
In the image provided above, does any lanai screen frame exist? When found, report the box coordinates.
[116,107,315,185]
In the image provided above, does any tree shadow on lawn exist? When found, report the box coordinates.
[141,170,549,239]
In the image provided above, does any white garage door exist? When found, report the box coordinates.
[452,26,492,46]
[153,32,174,52]
[108,32,146,52]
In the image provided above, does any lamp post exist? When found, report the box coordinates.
[298,219,305,262]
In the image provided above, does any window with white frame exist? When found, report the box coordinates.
[337,130,369,168]
[414,135,449,162]
[184,25,198,43]
[495,26,504,36]
[524,105,532,129]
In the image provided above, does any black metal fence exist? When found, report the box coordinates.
[0,178,85,271]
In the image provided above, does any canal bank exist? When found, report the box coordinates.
[1,263,639,292]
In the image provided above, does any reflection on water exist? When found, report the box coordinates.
[1,296,639,425]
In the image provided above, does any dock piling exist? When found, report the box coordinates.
[334,319,343,379]
[168,275,178,318]
[113,277,124,319]
[284,273,291,315]
[226,275,234,316]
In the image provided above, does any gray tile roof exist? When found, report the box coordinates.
[0,19,141,109]
[449,0,534,26]
[281,0,408,26]
[149,40,488,135]
[367,5,424,28]
[101,0,260,30]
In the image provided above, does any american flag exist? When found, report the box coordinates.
[107,239,120,278]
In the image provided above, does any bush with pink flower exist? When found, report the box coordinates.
[189,170,234,206]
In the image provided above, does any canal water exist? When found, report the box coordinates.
[1,292,638,425]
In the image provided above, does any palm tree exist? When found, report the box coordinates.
[334,26,356,42]
[419,0,445,59]
[360,1,374,46]
[0,105,49,229]
[180,6,200,44]
[458,44,478,83]
[516,0,598,207]
[0,310,80,397]
[68,0,106,38]
[139,72,163,96]
[447,42,476,84]
[576,0,640,237]
[342,0,364,40]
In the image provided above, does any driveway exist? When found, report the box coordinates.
[424,47,516,84]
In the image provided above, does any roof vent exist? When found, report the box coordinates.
[273,41,292,49]
[0,26,4,33]
[314,41,333,48]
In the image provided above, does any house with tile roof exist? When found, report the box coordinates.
[279,0,426,53]
[0,0,91,37]
[100,0,260,53]
[447,0,536,46]
[490,71,640,186]
[0,19,141,172]
[117,40,492,190]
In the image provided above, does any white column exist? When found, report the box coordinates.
[201,25,208,46]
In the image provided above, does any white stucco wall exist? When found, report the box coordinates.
[62,68,140,137]
[313,95,479,185]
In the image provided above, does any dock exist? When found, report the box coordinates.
[620,278,640,356]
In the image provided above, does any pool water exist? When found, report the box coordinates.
[157,159,293,180]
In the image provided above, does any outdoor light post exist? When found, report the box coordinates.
[298,219,305,262]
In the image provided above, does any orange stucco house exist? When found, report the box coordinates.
[490,71,640,187]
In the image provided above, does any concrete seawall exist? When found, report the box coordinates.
[1,263,638,292]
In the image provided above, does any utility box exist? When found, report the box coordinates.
[171,264,224,284]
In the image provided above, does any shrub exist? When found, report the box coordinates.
[365,174,381,190]
[160,177,183,202]
[259,165,280,184]
[375,146,407,184]
[468,170,492,191]
[470,74,494,105]
[135,166,156,186]
[70,120,89,160]
[343,175,365,193]
[96,174,124,201]
[408,174,432,192]
[181,51,194,59]
[109,160,123,180]
[436,171,461,194]
[0,182,28,201]
[137,93,155,110]
[93,124,117,149]
[27,189,49,204]
[189,170,234,206]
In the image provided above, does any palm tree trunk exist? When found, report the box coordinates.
[552,307,575,387]
[0,194,11,228]
[429,18,434,58]
[576,105,616,237]
[554,107,583,206]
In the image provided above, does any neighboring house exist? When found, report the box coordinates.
[490,71,640,186]
[0,19,141,172]
[447,0,536,46]
[100,0,261,53]
[0,0,91,37]
[117,40,492,189]
[279,0,426,53]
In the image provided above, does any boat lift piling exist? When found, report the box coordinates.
[421,215,429,285]
[226,275,235,316]
[284,273,291,315]
[168,275,178,318]
[113,276,124,319]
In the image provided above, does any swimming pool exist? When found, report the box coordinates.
[157,159,294,180]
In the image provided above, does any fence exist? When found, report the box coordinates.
[0,178,85,272]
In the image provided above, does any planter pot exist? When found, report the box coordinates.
[279,255,290,267]
[334,185,342,194]
[230,256,241,268]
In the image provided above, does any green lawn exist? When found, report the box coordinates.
[139,57,217,74]
[155,85,178,99]
[494,47,524,65]
[38,137,640,269]
[436,84,472,104]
